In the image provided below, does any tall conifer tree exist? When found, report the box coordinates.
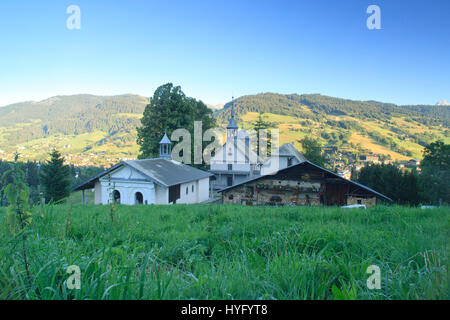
[40,149,71,203]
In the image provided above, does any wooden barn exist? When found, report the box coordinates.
[219,160,392,207]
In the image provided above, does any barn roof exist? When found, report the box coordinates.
[72,158,212,191]
[218,160,393,202]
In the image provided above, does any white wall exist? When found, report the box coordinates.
[210,138,252,173]
[94,181,102,204]
[93,165,209,205]
[98,166,156,205]
[155,185,169,204]
[176,177,210,204]
[198,177,210,202]
[177,181,197,204]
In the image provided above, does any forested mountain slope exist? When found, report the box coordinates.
[0,94,148,165]
[215,93,449,160]
[0,93,448,165]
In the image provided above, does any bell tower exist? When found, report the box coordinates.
[226,98,238,140]
[159,130,172,160]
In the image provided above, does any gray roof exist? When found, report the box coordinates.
[227,118,238,129]
[125,159,212,186]
[273,143,307,161]
[72,158,212,191]
[159,133,171,144]
[218,160,392,202]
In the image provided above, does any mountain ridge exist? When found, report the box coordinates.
[0,93,448,165]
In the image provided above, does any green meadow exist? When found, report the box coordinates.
[0,204,448,300]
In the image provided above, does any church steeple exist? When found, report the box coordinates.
[227,97,238,139]
[159,129,172,160]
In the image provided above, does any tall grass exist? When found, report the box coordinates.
[0,204,448,299]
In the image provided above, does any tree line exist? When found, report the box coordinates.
[0,150,104,206]
[351,140,449,206]
[216,93,449,127]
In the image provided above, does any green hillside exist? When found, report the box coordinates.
[0,94,148,165]
[0,93,448,165]
[216,93,449,161]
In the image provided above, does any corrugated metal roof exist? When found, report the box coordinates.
[72,158,212,191]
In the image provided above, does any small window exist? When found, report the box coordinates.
[228,164,232,171]
[357,199,362,204]
[186,187,189,195]
[228,195,234,200]
[192,185,194,192]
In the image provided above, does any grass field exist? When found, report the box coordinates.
[0,204,448,300]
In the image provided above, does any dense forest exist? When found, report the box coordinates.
[216,93,449,127]
[0,94,148,145]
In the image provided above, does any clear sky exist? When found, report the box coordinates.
[0,0,449,107]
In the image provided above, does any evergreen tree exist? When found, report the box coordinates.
[419,140,449,205]
[136,83,216,161]
[25,161,40,203]
[251,112,275,157]
[40,149,71,203]
[355,163,422,205]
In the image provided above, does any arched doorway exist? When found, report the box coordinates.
[113,190,121,204]
[135,192,143,205]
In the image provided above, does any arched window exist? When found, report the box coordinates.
[192,185,194,192]
[186,187,189,195]
[135,192,143,205]
[113,190,121,204]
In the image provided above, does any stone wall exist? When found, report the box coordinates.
[222,178,323,206]
[346,196,377,207]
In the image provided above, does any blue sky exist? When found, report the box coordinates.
[0,0,449,107]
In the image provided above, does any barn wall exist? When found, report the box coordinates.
[221,162,386,207]
[347,196,377,207]
[222,178,322,206]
